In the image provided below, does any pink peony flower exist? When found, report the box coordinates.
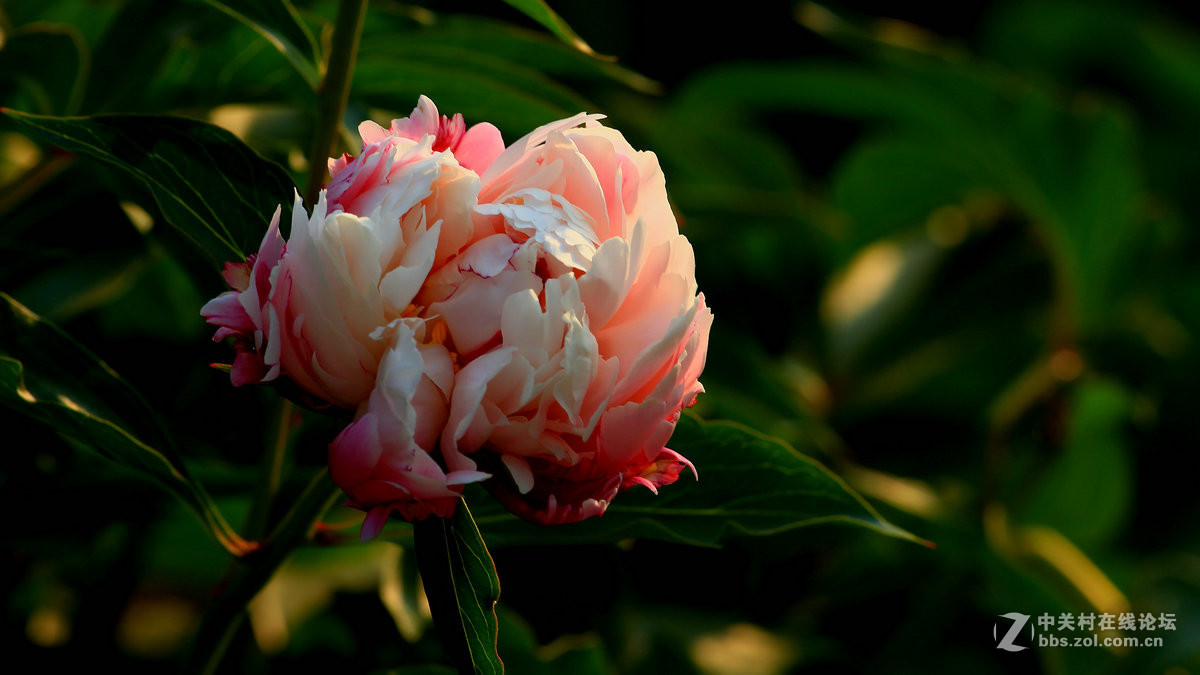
[200,208,285,387]
[433,114,714,525]
[329,319,489,540]
[273,125,500,408]
[203,98,710,531]
[203,98,504,408]
[203,98,503,529]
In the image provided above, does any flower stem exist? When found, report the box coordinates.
[183,470,343,675]
[243,398,294,539]
[303,0,369,207]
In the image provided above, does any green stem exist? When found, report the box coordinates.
[303,0,369,207]
[183,470,343,675]
[243,399,294,540]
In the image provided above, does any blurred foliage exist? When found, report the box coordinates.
[3,0,1200,673]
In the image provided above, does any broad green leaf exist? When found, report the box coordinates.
[414,500,504,675]
[149,25,310,111]
[469,414,923,548]
[672,62,971,135]
[192,0,322,89]
[0,293,251,556]
[358,12,656,93]
[1,110,297,265]
[13,246,205,341]
[94,247,207,342]
[12,250,147,323]
[354,46,591,116]
[1018,379,1133,550]
[678,57,1147,339]
[1058,108,1142,333]
[353,55,585,139]
[77,0,196,113]
[830,135,979,257]
[499,0,601,57]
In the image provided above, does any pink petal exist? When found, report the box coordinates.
[360,505,392,542]
[455,122,505,173]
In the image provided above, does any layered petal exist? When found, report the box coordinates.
[200,207,286,385]
[443,115,713,524]
[329,320,489,540]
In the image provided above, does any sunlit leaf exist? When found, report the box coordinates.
[415,500,504,675]
[1,110,296,266]
[0,293,251,556]
[499,0,602,57]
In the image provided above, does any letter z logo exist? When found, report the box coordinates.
[994,612,1032,652]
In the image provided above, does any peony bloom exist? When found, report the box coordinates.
[203,97,503,528]
[200,208,285,386]
[203,97,710,530]
[434,114,714,524]
[204,97,505,409]
[329,319,489,540]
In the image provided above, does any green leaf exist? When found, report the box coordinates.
[0,110,297,265]
[12,250,148,323]
[0,293,251,556]
[148,26,310,110]
[404,15,656,92]
[672,62,970,134]
[830,136,979,257]
[498,0,602,57]
[353,41,594,117]
[192,0,322,89]
[1018,379,1133,550]
[77,0,197,113]
[470,414,924,548]
[414,500,504,675]
[356,11,656,93]
[353,55,583,139]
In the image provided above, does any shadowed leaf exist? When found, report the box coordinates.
[1,110,296,266]
[415,500,504,675]
[192,0,322,88]
[0,293,251,556]
[468,414,924,548]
